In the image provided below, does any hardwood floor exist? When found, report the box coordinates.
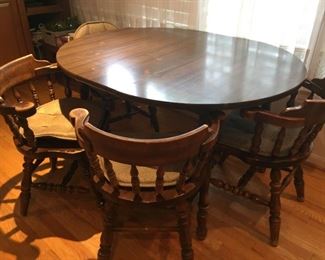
[0,88,324,259]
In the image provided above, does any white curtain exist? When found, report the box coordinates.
[206,0,321,64]
[70,0,205,29]
[70,0,325,76]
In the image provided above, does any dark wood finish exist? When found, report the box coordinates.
[26,4,62,16]
[1,98,325,259]
[57,28,306,110]
[0,0,29,65]
[70,107,220,260]
[72,22,160,131]
[213,79,325,246]
[0,54,101,216]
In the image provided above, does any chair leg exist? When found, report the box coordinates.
[176,201,193,260]
[20,157,34,216]
[80,84,90,100]
[125,101,132,118]
[269,168,282,246]
[61,160,79,186]
[196,178,209,240]
[100,107,112,131]
[98,202,116,260]
[294,165,304,202]
[148,105,159,132]
[237,166,256,190]
[50,157,57,172]
[213,150,228,166]
[79,157,104,207]
[64,75,72,98]
[30,158,44,173]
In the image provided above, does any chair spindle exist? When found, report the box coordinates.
[250,121,264,154]
[47,76,56,100]
[29,81,40,106]
[271,127,286,156]
[155,166,165,200]
[130,165,142,201]
[12,88,23,103]
[103,158,120,192]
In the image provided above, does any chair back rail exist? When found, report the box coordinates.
[70,108,219,203]
[287,78,325,107]
[73,21,119,40]
[0,55,63,150]
[244,98,325,158]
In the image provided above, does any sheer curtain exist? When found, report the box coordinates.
[70,0,205,29]
[206,0,321,65]
[69,0,325,75]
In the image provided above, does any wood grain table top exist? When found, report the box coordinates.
[57,28,306,110]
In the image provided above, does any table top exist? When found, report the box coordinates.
[57,28,306,110]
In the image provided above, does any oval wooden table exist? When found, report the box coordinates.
[57,28,306,111]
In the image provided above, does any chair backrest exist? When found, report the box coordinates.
[73,21,118,40]
[70,108,219,204]
[286,78,325,107]
[243,83,325,158]
[0,55,61,151]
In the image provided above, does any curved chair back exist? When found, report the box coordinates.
[239,100,325,162]
[73,21,118,40]
[243,81,325,160]
[70,108,219,204]
[0,55,60,151]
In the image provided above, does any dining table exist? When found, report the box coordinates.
[56,28,307,114]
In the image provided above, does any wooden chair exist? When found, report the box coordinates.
[0,54,104,216]
[70,108,220,260]
[72,21,160,132]
[73,21,119,40]
[212,79,325,246]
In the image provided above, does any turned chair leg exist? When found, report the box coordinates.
[269,168,282,246]
[125,101,132,118]
[213,150,229,166]
[294,165,304,202]
[98,202,116,260]
[80,157,104,207]
[20,157,34,216]
[196,178,209,240]
[80,83,90,100]
[237,166,256,190]
[61,160,79,186]
[148,105,160,132]
[50,157,57,172]
[176,201,194,260]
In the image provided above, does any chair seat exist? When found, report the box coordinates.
[98,156,181,188]
[26,98,103,140]
[218,111,302,156]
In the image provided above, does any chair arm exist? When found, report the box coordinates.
[69,108,90,149]
[34,63,59,77]
[241,108,305,128]
[15,101,36,118]
[0,96,36,118]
